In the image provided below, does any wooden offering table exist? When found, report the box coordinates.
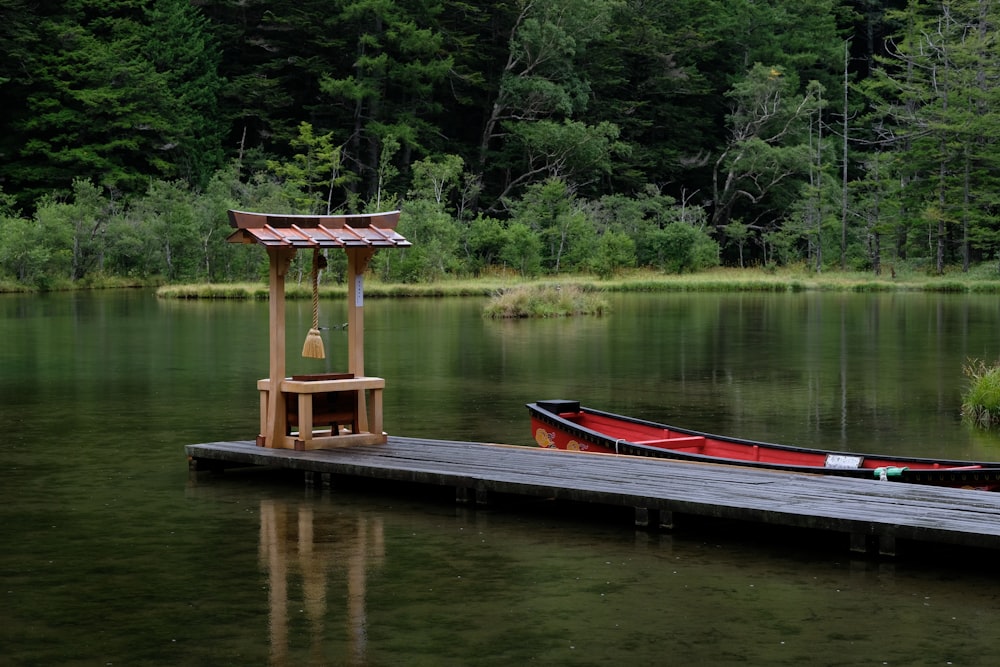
[257,373,386,449]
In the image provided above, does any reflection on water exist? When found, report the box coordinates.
[5,290,1000,665]
[259,496,384,666]
[240,484,1000,666]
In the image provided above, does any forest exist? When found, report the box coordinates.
[1,0,999,289]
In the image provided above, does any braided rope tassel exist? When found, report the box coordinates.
[302,248,325,359]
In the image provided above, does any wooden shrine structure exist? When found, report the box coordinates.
[227,209,410,450]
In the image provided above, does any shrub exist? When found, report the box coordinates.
[962,359,1000,427]
[640,222,720,274]
[483,284,609,318]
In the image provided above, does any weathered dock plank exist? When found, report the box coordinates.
[186,436,1000,555]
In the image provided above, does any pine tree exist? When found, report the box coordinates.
[0,1,224,202]
[864,0,1000,271]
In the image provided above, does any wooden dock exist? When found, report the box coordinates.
[186,436,1000,556]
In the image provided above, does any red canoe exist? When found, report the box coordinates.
[528,400,1000,490]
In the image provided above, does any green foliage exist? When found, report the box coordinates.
[267,122,348,214]
[592,230,637,279]
[861,0,1000,272]
[316,0,454,200]
[375,199,460,283]
[712,64,823,229]
[410,155,465,206]
[499,223,543,278]
[0,217,51,288]
[509,178,597,274]
[504,119,626,193]
[644,222,721,274]
[962,359,1000,428]
[5,0,1000,284]
[464,215,507,273]
[1,1,224,203]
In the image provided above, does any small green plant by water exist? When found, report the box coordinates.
[962,359,1000,427]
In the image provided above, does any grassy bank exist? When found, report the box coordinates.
[156,266,1000,300]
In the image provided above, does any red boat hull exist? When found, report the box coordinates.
[529,400,1000,490]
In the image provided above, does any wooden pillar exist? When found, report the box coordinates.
[346,247,376,376]
[346,248,376,432]
[265,246,296,448]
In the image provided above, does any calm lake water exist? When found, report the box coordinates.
[4,289,1000,666]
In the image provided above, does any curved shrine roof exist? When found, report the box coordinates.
[226,210,410,249]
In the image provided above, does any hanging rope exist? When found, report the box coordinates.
[302,248,327,359]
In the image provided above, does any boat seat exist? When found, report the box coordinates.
[632,435,705,452]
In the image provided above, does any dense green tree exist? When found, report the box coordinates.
[267,122,350,214]
[0,1,224,205]
[4,0,1000,287]
[375,198,460,282]
[496,119,626,208]
[863,0,1000,272]
[509,179,597,273]
[61,179,117,281]
[711,65,824,230]
[143,0,226,188]
[0,0,38,135]
[317,0,454,200]
[463,214,507,272]
[499,222,543,277]
[579,0,718,194]
[410,154,465,208]
[592,230,637,278]
[197,0,296,162]
[643,222,721,273]
[475,0,617,210]
[0,215,46,287]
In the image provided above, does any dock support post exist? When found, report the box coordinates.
[850,532,870,554]
[456,486,488,506]
[850,531,897,557]
[635,507,674,530]
[635,507,654,529]
[878,534,896,557]
[304,471,334,489]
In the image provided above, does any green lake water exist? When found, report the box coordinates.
[3,289,1000,665]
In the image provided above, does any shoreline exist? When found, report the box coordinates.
[4,267,1000,298]
[153,268,1000,299]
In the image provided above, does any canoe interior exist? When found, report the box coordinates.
[530,402,994,473]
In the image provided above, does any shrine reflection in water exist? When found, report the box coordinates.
[258,493,384,667]
[240,479,1000,667]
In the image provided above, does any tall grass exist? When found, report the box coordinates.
[962,359,1000,427]
[156,266,1000,300]
[483,284,609,318]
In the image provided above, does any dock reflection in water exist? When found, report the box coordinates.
[259,498,384,666]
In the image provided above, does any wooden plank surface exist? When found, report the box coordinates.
[186,437,1000,551]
